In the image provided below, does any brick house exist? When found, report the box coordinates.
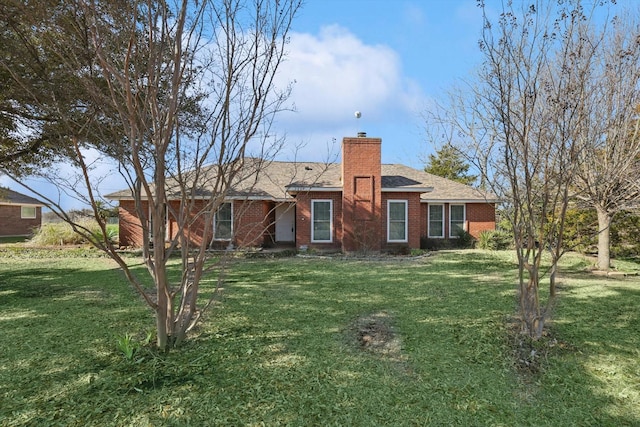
[0,188,44,237]
[108,134,498,251]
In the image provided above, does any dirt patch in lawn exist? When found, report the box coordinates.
[506,316,578,379]
[346,311,414,375]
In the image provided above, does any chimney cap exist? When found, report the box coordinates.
[357,131,367,137]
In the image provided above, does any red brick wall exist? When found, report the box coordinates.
[164,199,222,248]
[420,203,428,238]
[0,205,41,236]
[341,136,382,251]
[232,200,268,248]
[166,200,179,242]
[119,199,273,248]
[118,200,145,247]
[119,199,208,247]
[295,191,342,250]
[182,199,209,247]
[381,193,421,249]
[466,202,496,238]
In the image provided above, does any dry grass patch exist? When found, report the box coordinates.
[346,310,414,375]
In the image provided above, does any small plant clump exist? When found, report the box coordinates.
[117,331,154,361]
[28,221,118,246]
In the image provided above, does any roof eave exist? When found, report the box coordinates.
[421,198,500,204]
[0,201,45,207]
[286,186,343,194]
[106,194,293,203]
[382,186,433,193]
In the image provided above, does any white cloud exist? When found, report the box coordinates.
[275,25,424,139]
[3,26,428,208]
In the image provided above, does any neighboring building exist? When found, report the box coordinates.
[0,188,44,237]
[107,135,498,251]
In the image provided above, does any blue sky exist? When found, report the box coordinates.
[274,0,486,167]
[271,0,637,166]
[3,0,635,209]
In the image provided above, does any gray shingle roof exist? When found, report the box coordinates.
[106,159,498,203]
[0,188,44,206]
[381,164,498,202]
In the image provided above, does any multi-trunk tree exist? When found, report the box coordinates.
[571,13,640,270]
[0,0,301,350]
[425,0,639,338]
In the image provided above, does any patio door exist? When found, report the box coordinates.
[275,204,295,242]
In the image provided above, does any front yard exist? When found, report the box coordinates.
[0,249,638,426]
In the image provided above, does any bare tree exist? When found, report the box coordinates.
[1,0,301,350]
[571,14,640,271]
[425,0,620,338]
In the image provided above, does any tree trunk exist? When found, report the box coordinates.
[596,207,612,271]
[549,262,557,298]
[153,207,171,350]
[521,263,543,339]
[155,267,171,351]
[156,304,168,351]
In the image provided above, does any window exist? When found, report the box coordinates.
[387,200,408,242]
[428,204,444,238]
[214,202,233,240]
[20,206,36,219]
[450,205,466,238]
[311,200,332,242]
[148,204,170,241]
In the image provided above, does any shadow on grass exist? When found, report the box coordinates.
[211,254,639,425]
[509,269,640,424]
[0,236,29,244]
[0,259,154,425]
[0,268,85,299]
[1,252,638,425]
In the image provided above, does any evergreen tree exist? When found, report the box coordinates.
[424,144,477,186]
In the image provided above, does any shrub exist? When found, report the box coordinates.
[29,221,118,246]
[420,230,476,251]
[94,224,119,244]
[384,245,411,255]
[562,208,640,259]
[611,210,640,260]
[477,230,512,250]
[116,331,154,361]
[452,229,475,249]
[420,236,451,251]
[562,208,598,253]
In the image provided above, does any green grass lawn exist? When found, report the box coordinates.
[0,249,638,426]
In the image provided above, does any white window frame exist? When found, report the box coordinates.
[387,200,408,243]
[165,204,170,240]
[311,199,333,243]
[20,206,36,219]
[428,204,444,238]
[148,203,170,241]
[449,204,466,238]
[213,202,233,241]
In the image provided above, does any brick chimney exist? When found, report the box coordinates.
[341,133,382,251]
